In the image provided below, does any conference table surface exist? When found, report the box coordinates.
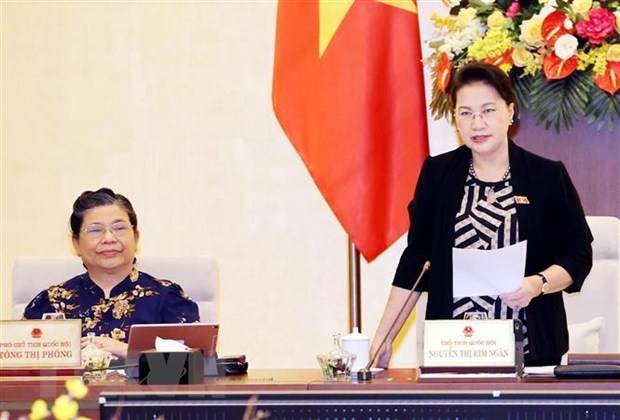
[1,368,618,418]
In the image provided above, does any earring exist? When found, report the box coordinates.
[129,265,139,282]
[509,117,514,125]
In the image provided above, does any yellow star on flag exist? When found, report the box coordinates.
[319,0,417,57]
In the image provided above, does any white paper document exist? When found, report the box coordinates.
[452,241,527,298]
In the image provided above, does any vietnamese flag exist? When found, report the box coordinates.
[273,0,429,262]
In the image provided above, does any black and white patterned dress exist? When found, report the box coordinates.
[452,166,529,353]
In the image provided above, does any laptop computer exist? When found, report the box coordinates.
[125,323,219,377]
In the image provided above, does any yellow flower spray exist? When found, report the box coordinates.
[26,379,89,420]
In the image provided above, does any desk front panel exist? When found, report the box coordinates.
[1,369,618,419]
[100,390,620,420]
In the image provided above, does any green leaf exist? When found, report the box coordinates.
[585,87,620,132]
[527,71,591,133]
[511,71,534,111]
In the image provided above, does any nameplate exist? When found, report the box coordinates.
[423,320,515,367]
[0,319,82,368]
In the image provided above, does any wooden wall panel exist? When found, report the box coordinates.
[514,113,619,217]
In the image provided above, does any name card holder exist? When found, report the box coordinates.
[422,319,523,377]
[0,319,82,373]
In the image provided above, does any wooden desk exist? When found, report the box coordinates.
[1,369,618,419]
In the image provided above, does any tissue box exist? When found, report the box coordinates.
[138,349,204,385]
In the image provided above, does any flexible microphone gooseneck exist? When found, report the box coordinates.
[84,363,139,372]
[357,261,431,382]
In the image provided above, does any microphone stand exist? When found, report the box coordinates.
[357,261,430,382]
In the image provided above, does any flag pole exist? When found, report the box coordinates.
[347,237,362,332]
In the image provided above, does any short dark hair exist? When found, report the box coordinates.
[448,62,518,116]
[70,188,137,238]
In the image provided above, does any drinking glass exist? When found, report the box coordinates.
[317,333,356,381]
[42,312,66,320]
[82,332,112,381]
[464,312,488,320]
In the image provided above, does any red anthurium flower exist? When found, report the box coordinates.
[541,11,574,47]
[436,53,452,93]
[486,50,514,68]
[543,54,578,80]
[594,61,620,95]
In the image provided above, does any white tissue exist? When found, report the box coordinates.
[155,336,190,351]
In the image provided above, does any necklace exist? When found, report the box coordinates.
[469,159,511,182]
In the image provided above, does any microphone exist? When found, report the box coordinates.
[357,261,430,382]
[84,363,139,372]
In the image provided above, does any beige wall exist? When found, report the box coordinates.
[1,1,456,368]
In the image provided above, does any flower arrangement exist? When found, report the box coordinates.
[426,0,620,132]
[0,379,90,420]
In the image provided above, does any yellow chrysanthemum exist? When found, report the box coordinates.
[578,45,609,75]
[523,61,541,77]
[487,11,505,30]
[51,395,79,420]
[577,52,590,71]
[591,46,610,75]
[467,28,514,61]
[430,13,458,31]
[29,399,50,420]
[66,378,89,400]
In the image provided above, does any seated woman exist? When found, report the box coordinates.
[23,188,200,360]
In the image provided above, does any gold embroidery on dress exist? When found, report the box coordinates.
[157,279,173,287]
[112,299,132,319]
[80,288,157,331]
[47,285,79,313]
[51,276,164,334]
[110,328,126,341]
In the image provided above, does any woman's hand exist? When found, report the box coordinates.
[500,266,574,311]
[499,275,541,311]
[81,335,128,360]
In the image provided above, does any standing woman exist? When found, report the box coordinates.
[371,62,593,367]
[23,188,199,360]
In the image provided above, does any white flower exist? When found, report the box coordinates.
[563,18,573,30]
[607,45,620,62]
[456,7,478,27]
[520,15,545,48]
[571,0,592,15]
[512,47,535,67]
[554,34,578,60]
[540,0,559,19]
[438,19,486,58]
[487,10,505,30]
